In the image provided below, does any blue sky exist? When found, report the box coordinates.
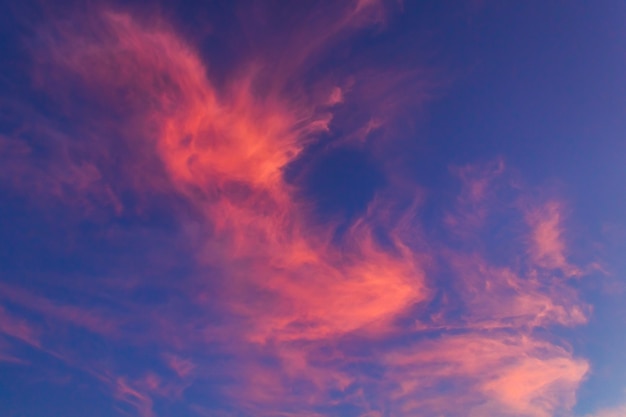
[1,1,625,416]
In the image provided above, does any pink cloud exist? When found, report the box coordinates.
[584,405,626,417]
[444,158,506,235]
[163,354,196,378]
[114,377,155,417]
[446,253,589,329]
[385,334,588,417]
[0,305,41,347]
[0,283,119,337]
[526,200,581,276]
[0,4,597,417]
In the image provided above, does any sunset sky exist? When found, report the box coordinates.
[1,1,625,416]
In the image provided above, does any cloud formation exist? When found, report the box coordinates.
[0,2,596,417]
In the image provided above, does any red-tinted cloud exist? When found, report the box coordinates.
[0,2,595,417]
[386,334,588,417]
[527,200,582,276]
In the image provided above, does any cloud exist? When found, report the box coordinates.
[0,305,41,348]
[584,405,626,417]
[385,334,588,417]
[114,376,155,417]
[0,2,595,417]
[526,200,582,276]
[163,354,196,378]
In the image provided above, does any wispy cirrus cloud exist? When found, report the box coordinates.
[385,334,588,417]
[526,200,582,276]
[0,1,596,416]
[584,405,626,417]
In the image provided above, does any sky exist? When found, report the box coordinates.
[0,1,625,416]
